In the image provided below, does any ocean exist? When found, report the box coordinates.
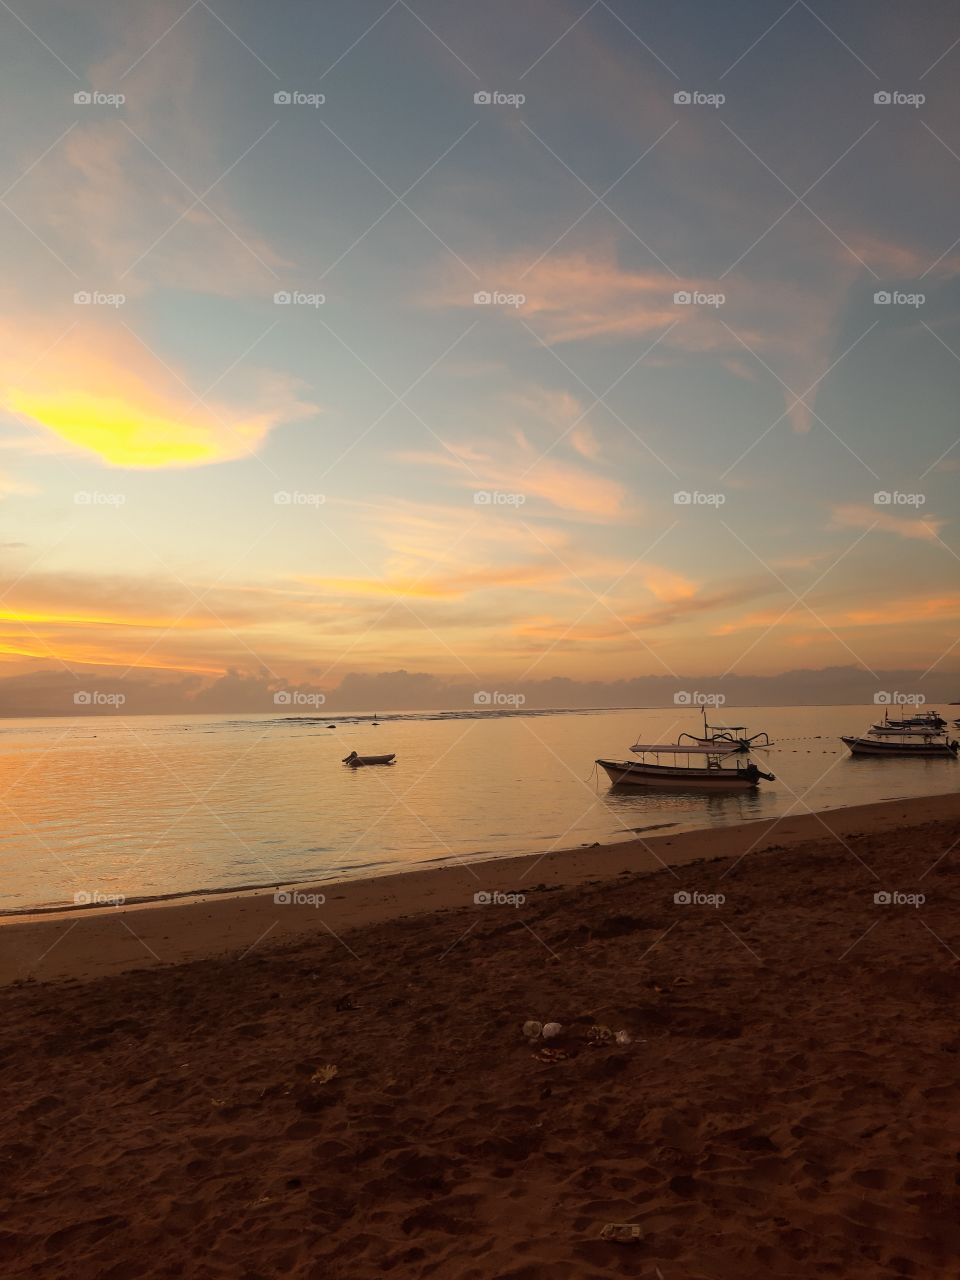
[0,703,955,911]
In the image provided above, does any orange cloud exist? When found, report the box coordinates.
[395,441,627,520]
[830,503,946,541]
[0,315,314,468]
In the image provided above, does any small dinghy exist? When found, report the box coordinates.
[342,751,396,767]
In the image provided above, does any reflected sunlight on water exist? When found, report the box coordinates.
[0,704,956,910]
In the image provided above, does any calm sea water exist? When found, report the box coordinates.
[0,704,956,912]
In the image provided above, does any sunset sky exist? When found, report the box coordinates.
[1,0,958,712]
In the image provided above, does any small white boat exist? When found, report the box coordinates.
[842,735,958,758]
[870,710,946,735]
[342,751,396,767]
[598,749,774,790]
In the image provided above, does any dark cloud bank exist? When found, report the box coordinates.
[0,666,956,717]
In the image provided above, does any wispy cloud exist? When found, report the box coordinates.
[830,503,947,541]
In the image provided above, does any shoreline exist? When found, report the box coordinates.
[3,788,960,1275]
[3,789,959,986]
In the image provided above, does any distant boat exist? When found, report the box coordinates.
[342,751,395,767]
[598,749,774,790]
[869,709,946,736]
[841,735,958,758]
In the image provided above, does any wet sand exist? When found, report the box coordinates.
[2,791,959,985]
[1,792,959,1277]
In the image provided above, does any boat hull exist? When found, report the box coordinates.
[842,736,957,758]
[597,758,762,790]
[343,752,396,767]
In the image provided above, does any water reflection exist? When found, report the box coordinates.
[0,704,955,910]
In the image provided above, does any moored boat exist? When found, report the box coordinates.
[342,751,396,767]
[841,735,958,758]
[870,709,946,735]
[598,749,774,790]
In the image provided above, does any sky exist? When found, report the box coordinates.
[0,0,959,714]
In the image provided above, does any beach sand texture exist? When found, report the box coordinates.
[1,795,959,1277]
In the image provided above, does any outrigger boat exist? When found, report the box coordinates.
[676,708,773,753]
[342,751,396,767]
[842,735,958,758]
[598,747,774,790]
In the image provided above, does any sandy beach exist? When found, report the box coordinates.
[2,793,960,1278]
